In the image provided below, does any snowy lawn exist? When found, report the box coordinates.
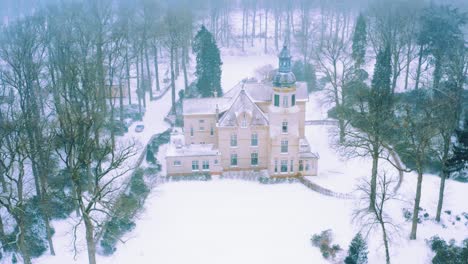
[96,180,354,264]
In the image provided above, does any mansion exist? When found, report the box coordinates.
[166,46,319,177]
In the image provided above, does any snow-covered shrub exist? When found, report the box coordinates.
[2,198,49,258]
[311,229,342,259]
[99,168,150,255]
[428,236,468,264]
[344,233,368,264]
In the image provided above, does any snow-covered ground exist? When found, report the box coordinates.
[32,34,467,264]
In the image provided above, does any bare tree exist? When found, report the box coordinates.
[0,116,33,264]
[395,90,438,240]
[314,15,354,143]
[353,171,400,264]
[0,14,56,255]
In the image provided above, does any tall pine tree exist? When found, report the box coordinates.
[367,44,393,210]
[352,13,367,69]
[193,25,223,98]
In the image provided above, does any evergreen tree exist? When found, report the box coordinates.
[344,233,368,264]
[367,44,393,210]
[352,13,367,69]
[192,25,223,98]
[418,5,467,90]
[446,118,468,180]
[146,148,156,164]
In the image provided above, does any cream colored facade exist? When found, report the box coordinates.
[166,46,318,177]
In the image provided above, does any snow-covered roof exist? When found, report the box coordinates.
[166,142,220,158]
[183,97,232,115]
[299,138,319,159]
[183,81,308,116]
[218,88,269,127]
[225,81,309,102]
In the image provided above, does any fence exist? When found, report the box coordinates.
[297,177,354,199]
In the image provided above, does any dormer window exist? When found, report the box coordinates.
[241,119,247,128]
[241,113,247,128]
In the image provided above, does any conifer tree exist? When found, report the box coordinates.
[193,25,223,97]
[367,45,393,210]
[352,13,367,69]
[345,233,368,264]
[447,118,468,180]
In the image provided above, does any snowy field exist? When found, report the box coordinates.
[32,31,468,264]
[96,180,354,264]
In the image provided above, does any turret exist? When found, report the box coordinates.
[271,45,297,109]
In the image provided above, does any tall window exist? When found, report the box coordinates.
[210,125,214,136]
[274,159,278,173]
[280,160,288,173]
[282,121,288,133]
[241,114,247,128]
[292,94,296,106]
[281,140,288,153]
[299,160,304,171]
[290,159,294,172]
[192,160,199,171]
[306,161,310,171]
[283,96,289,107]
[199,120,205,131]
[190,126,194,137]
[251,152,258,166]
[274,94,280,107]
[202,160,210,170]
[231,154,238,166]
[230,133,237,147]
[251,133,258,146]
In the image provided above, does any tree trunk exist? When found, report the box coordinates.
[119,80,124,122]
[136,53,142,118]
[17,217,32,264]
[380,220,391,264]
[404,43,412,90]
[242,8,246,51]
[436,169,447,222]
[410,168,424,240]
[145,46,153,100]
[338,118,345,143]
[436,140,450,222]
[140,49,146,108]
[125,48,132,105]
[170,46,176,114]
[182,45,189,90]
[153,45,160,92]
[252,6,256,47]
[84,216,97,264]
[433,55,442,90]
[414,44,424,90]
[264,9,268,54]
[43,211,55,255]
[175,48,180,78]
[274,11,279,51]
[370,150,379,211]
[0,160,6,192]
[0,214,5,242]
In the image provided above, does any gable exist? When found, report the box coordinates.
[218,89,269,127]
